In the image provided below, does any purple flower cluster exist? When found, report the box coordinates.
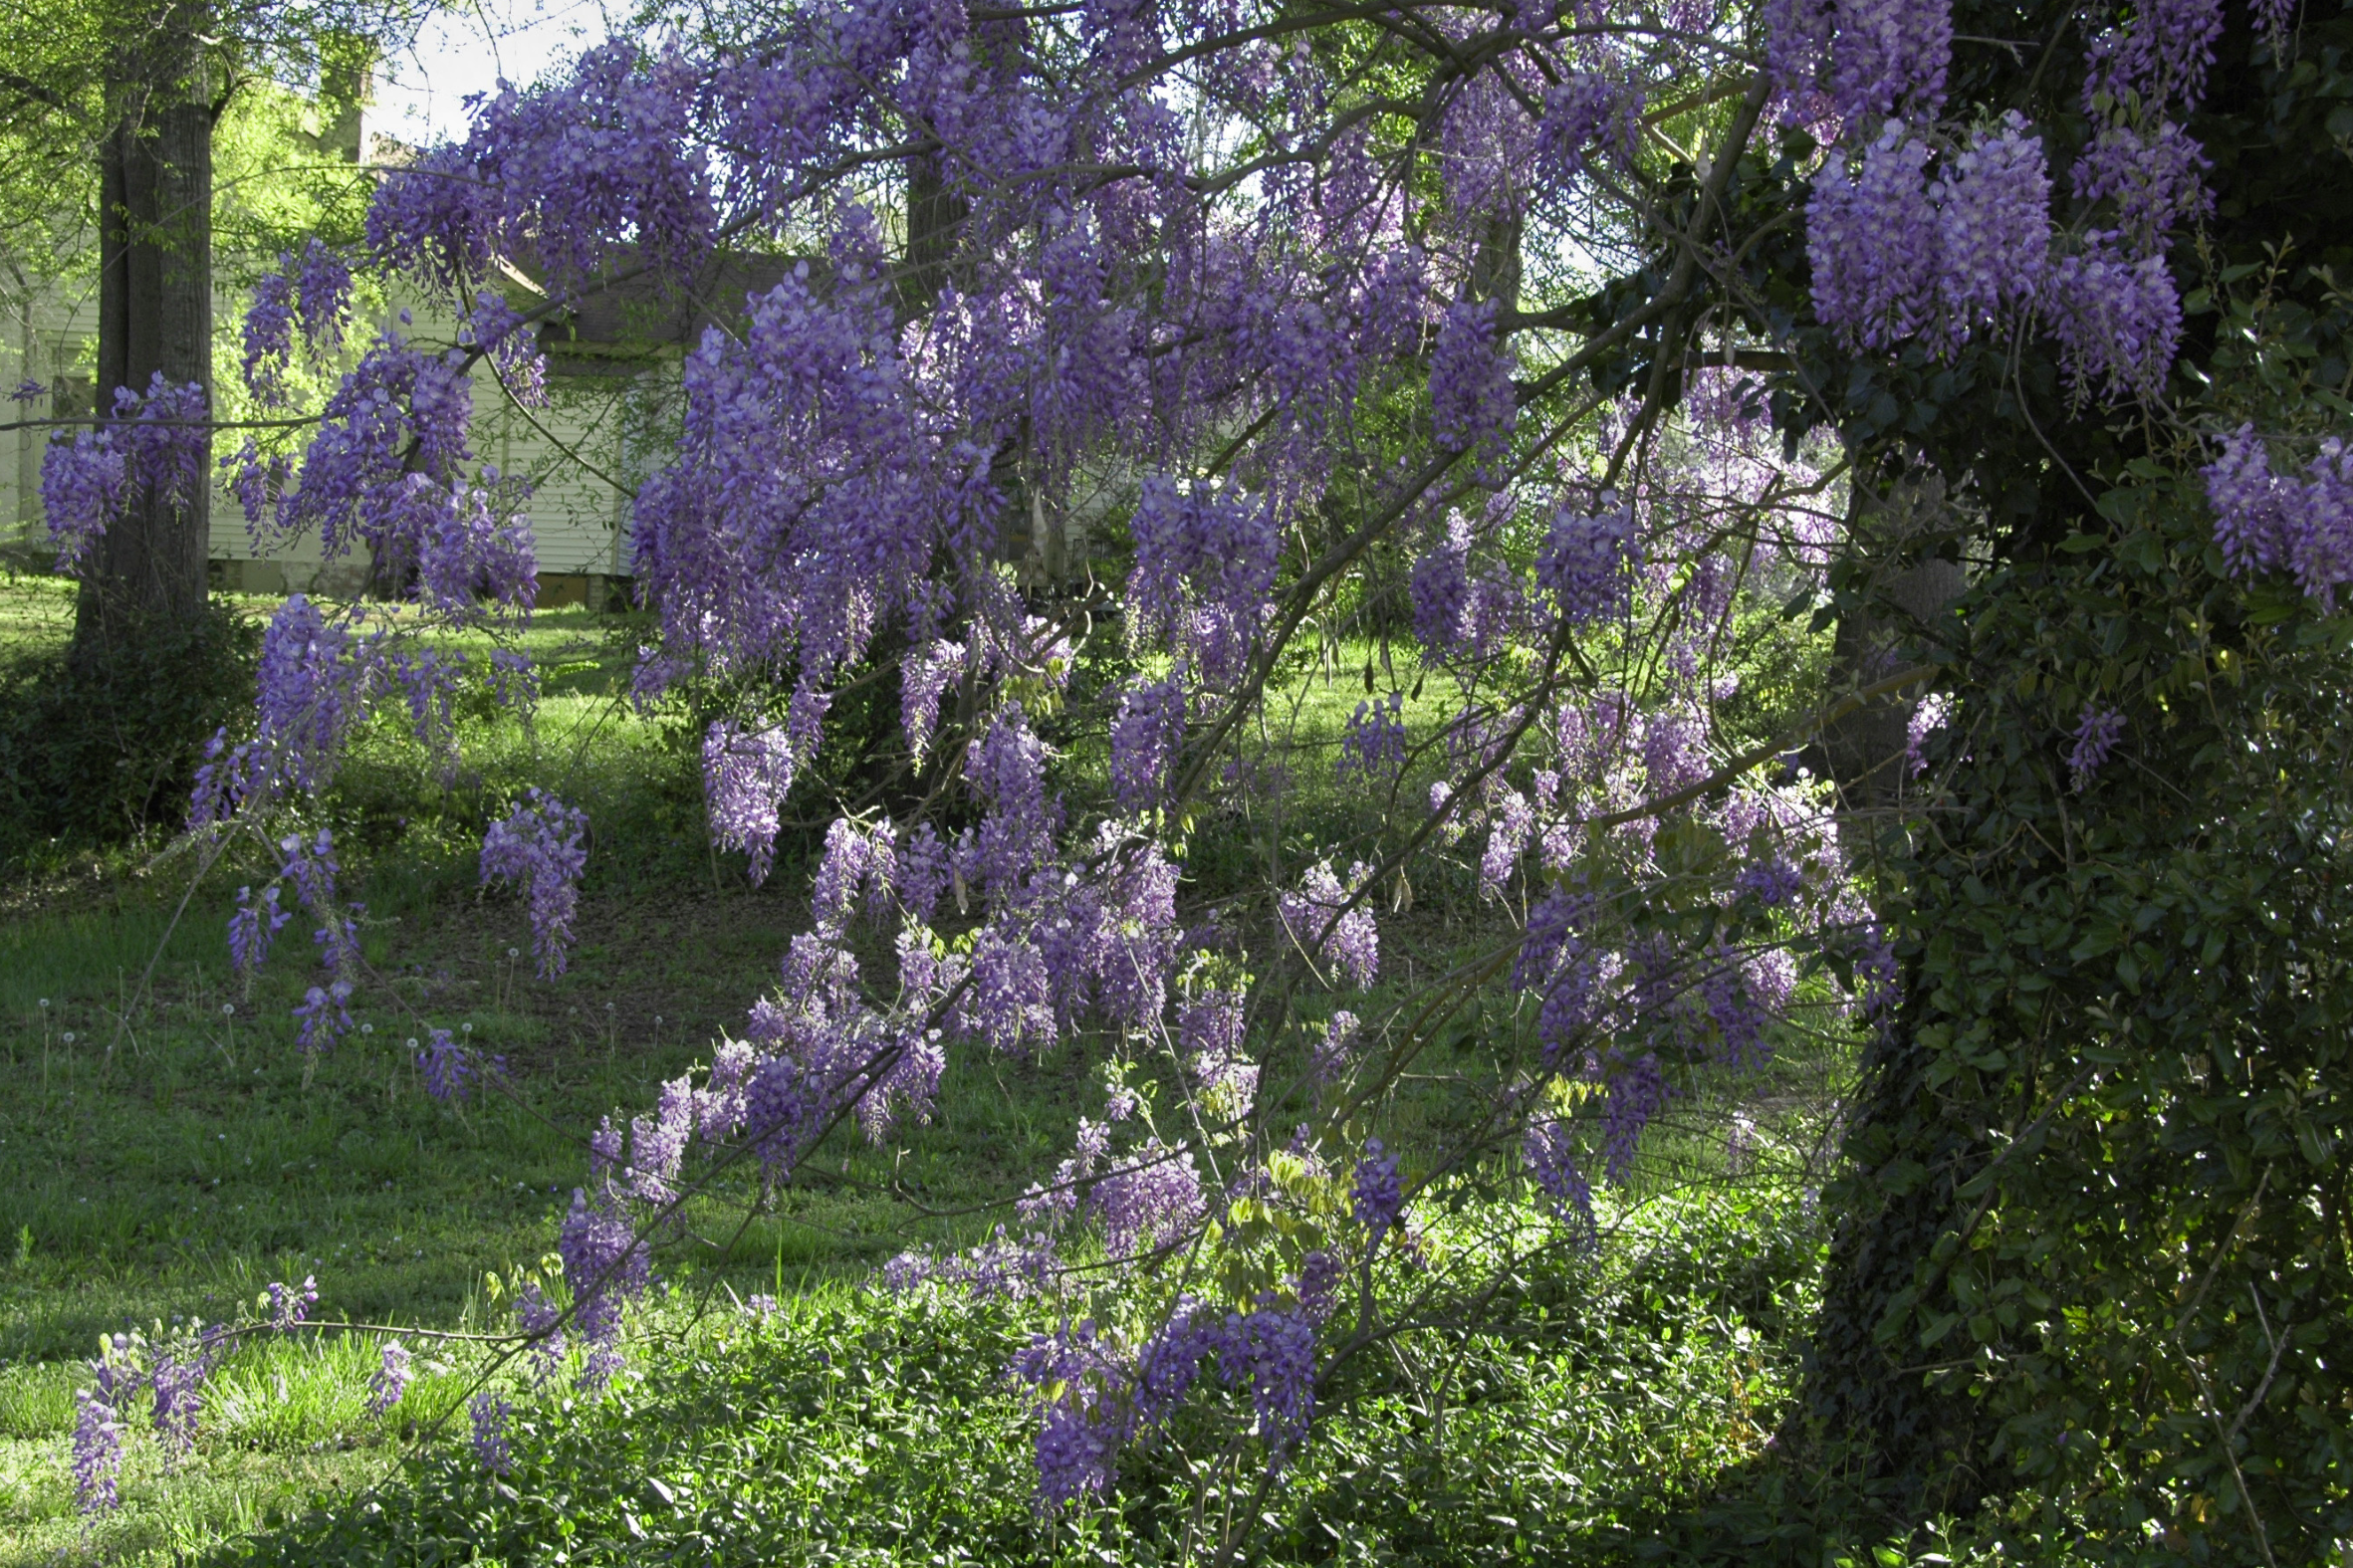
[1807,125,1941,352]
[37,373,208,571]
[264,1275,319,1332]
[2084,0,2224,112]
[1536,495,1638,625]
[1090,1139,1205,1260]
[2204,426,2353,606]
[1110,675,1185,812]
[900,638,965,763]
[1313,1010,1361,1082]
[73,1390,122,1514]
[1479,787,1534,898]
[1279,861,1380,991]
[1337,693,1408,788]
[1524,1114,1596,1242]
[293,982,354,1053]
[1535,73,1642,181]
[228,884,290,981]
[242,241,352,403]
[1350,1139,1404,1236]
[2043,251,2182,403]
[517,1281,569,1384]
[415,1027,502,1102]
[1410,514,1474,653]
[702,719,800,884]
[480,788,589,977]
[1904,690,1954,778]
[118,374,210,516]
[1600,1050,1672,1183]
[470,1390,514,1474]
[464,295,550,409]
[253,334,530,610]
[38,425,126,570]
[1828,0,1951,122]
[1125,478,1280,688]
[560,1186,649,1388]
[1013,1299,1321,1505]
[149,1331,222,1459]
[1431,300,1516,464]
[965,705,1063,900]
[2072,121,2212,255]
[192,597,382,825]
[2067,704,2126,791]
[1936,114,2052,335]
[368,1340,411,1416]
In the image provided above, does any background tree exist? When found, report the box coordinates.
[0,0,422,659]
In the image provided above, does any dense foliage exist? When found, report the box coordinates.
[0,595,258,865]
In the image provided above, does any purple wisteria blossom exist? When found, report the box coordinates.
[1808,124,1941,352]
[293,982,353,1053]
[517,1281,569,1384]
[2071,121,2212,254]
[470,1391,514,1474]
[1535,73,1642,180]
[560,1186,649,1387]
[368,1340,411,1416]
[149,1334,219,1459]
[464,294,551,408]
[2068,704,2126,790]
[1936,112,2051,336]
[415,1027,502,1102]
[1279,861,1379,991]
[1524,1114,1596,1242]
[1351,1139,1404,1236]
[2205,426,2353,607]
[243,240,353,403]
[2043,251,2182,403]
[1431,300,1516,463]
[73,1390,123,1515]
[1828,0,1952,122]
[39,426,126,569]
[228,885,290,981]
[1110,675,1185,812]
[1091,1138,1205,1260]
[1337,693,1407,787]
[265,1275,319,1331]
[703,720,800,884]
[480,788,590,977]
[1537,495,1639,625]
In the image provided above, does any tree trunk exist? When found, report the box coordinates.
[1811,472,1965,817]
[1799,469,1991,1508]
[73,23,214,663]
[900,144,964,322]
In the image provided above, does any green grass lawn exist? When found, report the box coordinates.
[0,575,1880,1566]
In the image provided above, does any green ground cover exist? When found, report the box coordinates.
[0,578,1891,1565]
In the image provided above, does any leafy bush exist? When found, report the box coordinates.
[207,1191,1837,1567]
[0,598,259,869]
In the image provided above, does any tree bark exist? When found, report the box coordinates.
[1799,468,1990,1508]
[73,17,215,662]
[1811,472,1965,816]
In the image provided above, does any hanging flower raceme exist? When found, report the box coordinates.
[242,239,353,405]
[480,789,590,977]
[1279,861,1380,992]
[1125,477,1281,689]
[38,373,207,570]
